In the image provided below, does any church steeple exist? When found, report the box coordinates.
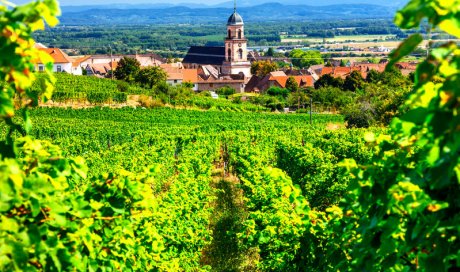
[223,1,251,77]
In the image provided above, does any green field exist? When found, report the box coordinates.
[25,107,349,175]
[280,34,399,44]
[2,107,376,270]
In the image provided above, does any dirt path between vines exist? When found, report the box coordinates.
[39,95,141,109]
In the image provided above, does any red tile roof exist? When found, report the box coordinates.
[295,75,314,87]
[72,56,92,67]
[38,48,73,64]
[321,67,334,76]
[162,67,183,80]
[269,75,314,88]
[183,69,198,83]
[396,62,417,70]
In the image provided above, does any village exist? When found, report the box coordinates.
[3,0,459,270]
[34,6,418,95]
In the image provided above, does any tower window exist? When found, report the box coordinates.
[238,49,243,60]
[238,29,242,39]
[228,48,232,61]
[228,29,232,38]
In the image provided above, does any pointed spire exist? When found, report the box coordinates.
[234,0,237,13]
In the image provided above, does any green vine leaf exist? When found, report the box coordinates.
[387,34,423,70]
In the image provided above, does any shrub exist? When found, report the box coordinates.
[267,87,289,98]
[215,86,236,97]
[138,95,164,108]
[87,92,111,104]
[117,81,129,93]
[343,108,373,128]
[112,92,128,103]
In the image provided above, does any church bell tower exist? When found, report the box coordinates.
[222,1,251,78]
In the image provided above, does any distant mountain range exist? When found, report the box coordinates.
[60,3,397,25]
[59,0,405,11]
[213,0,405,8]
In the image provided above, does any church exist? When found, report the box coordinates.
[182,2,252,79]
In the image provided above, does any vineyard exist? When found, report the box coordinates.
[2,0,460,271]
[31,73,139,104]
[2,108,378,270]
[33,73,268,112]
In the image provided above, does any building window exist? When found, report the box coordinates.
[228,29,232,38]
[57,65,62,72]
[210,83,214,88]
[238,49,243,60]
[238,29,242,39]
[228,49,232,61]
[38,65,44,72]
[174,80,178,84]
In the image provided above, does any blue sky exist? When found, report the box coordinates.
[11,0,401,6]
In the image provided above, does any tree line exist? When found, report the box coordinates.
[34,19,406,56]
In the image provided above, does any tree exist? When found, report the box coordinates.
[379,66,411,88]
[343,106,373,128]
[215,86,236,97]
[135,66,167,89]
[289,49,324,69]
[167,54,173,63]
[314,74,344,89]
[362,84,410,125]
[366,69,381,83]
[343,70,365,91]
[311,86,355,111]
[266,47,275,57]
[267,87,289,98]
[367,57,380,64]
[287,91,309,109]
[114,57,140,82]
[251,61,278,77]
[285,76,299,92]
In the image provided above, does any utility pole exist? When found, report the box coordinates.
[110,45,114,80]
[426,26,432,58]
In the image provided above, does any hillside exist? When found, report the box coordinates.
[59,3,396,25]
[214,0,405,7]
[57,0,404,10]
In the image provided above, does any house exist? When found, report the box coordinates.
[80,54,165,67]
[34,43,48,49]
[71,56,92,76]
[161,63,200,91]
[269,75,314,89]
[395,62,418,75]
[316,61,416,80]
[85,61,118,77]
[354,63,386,73]
[197,75,246,93]
[36,48,75,74]
[245,71,314,93]
[183,69,199,91]
[80,54,165,77]
[246,50,290,63]
[161,63,184,86]
[334,67,361,79]
[318,66,362,79]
